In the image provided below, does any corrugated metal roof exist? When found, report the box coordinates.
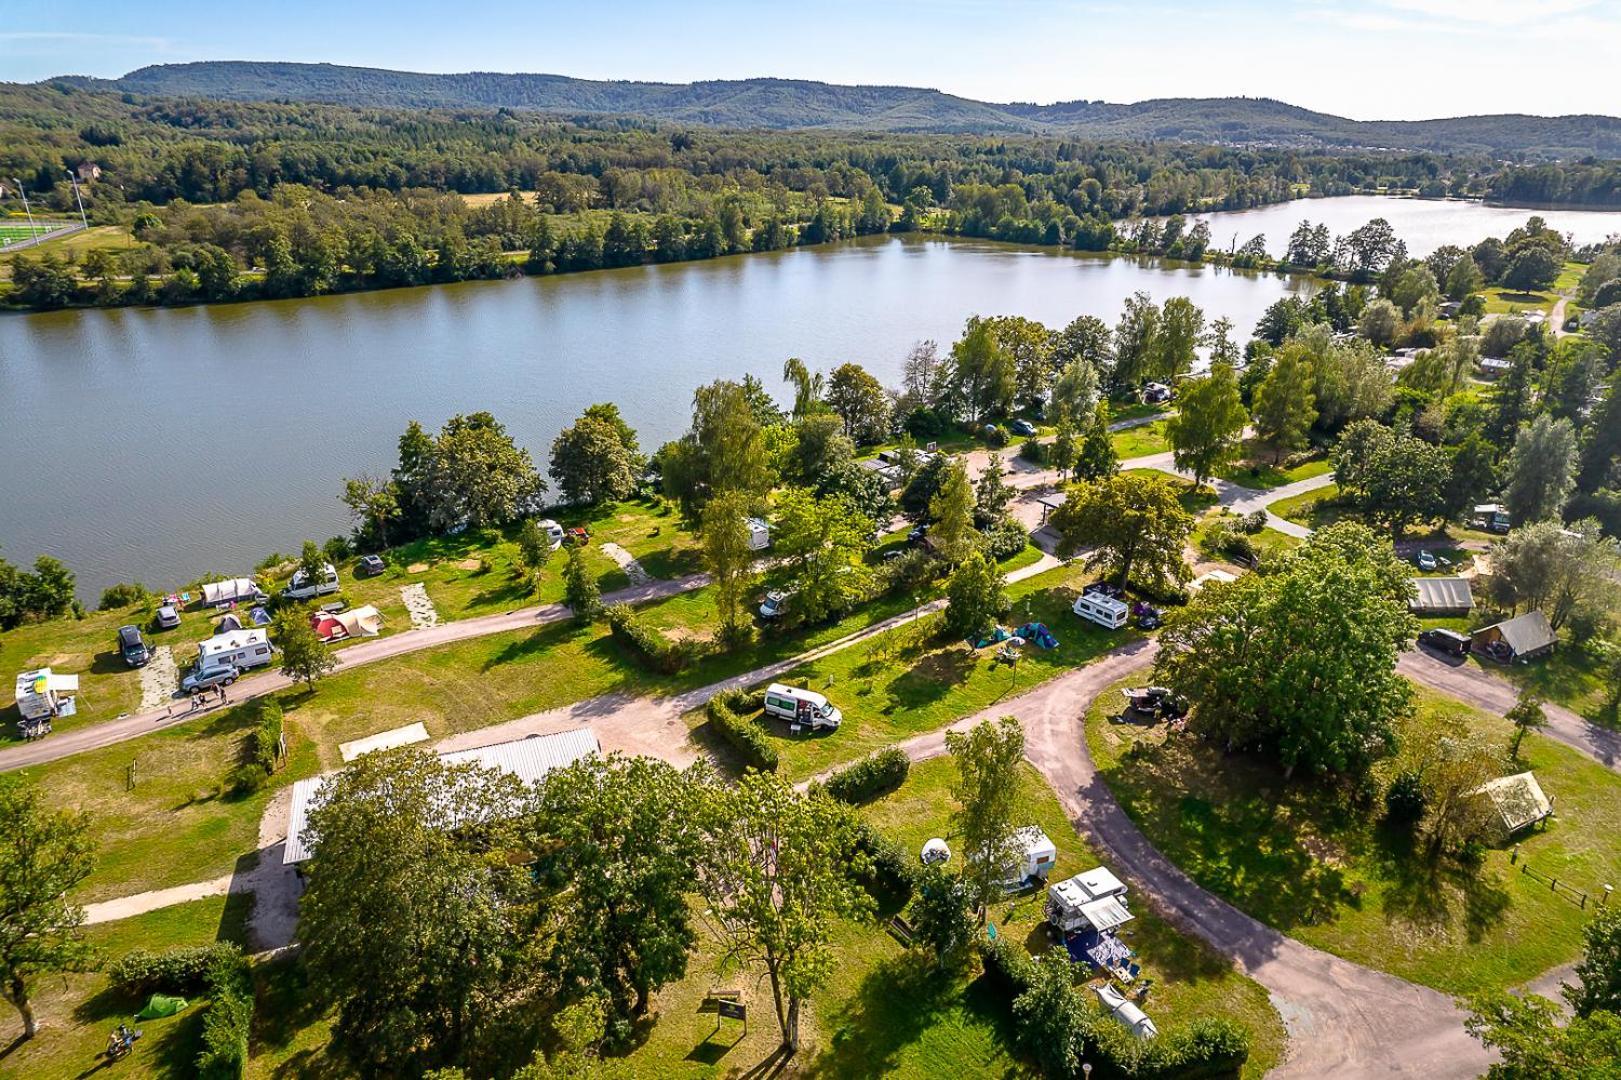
[1409,576,1474,612]
[1476,610,1556,656]
[284,728,600,864]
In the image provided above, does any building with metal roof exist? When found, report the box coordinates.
[284,727,600,864]
[1472,610,1556,664]
[1409,576,1475,616]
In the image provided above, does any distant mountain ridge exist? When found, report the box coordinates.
[48,60,1621,157]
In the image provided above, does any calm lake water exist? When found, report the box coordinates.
[3,193,1618,598]
[1183,194,1621,258]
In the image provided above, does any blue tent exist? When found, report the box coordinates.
[1017,622,1059,649]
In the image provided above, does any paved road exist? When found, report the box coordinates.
[879,644,1494,1079]
[1400,646,1621,771]
[0,572,710,772]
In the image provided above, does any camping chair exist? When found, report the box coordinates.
[1127,962,1141,981]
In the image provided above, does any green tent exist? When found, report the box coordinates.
[136,993,188,1019]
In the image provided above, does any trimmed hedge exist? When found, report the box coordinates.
[853,821,915,909]
[606,603,703,674]
[252,699,284,773]
[824,748,910,804]
[109,943,243,996]
[706,688,777,771]
[196,951,253,1080]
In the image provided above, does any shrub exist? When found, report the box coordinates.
[979,936,1037,997]
[1018,437,1046,464]
[823,748,910,804]
[1238,510,1268,534]
[904,406,949,440]
[1384,768,1428,827]
[880,548,937,594]
[227,763,269,796]
[322,536,352,563]
[98,582,149,610]
[982,519,1030,562]
[252,699,284,773]
[852,821,914,909]
[705,688,777,771]
[605,603,703,674]
[109,943,243,996]
[196,951,253,1080]
[983,424,1009,448]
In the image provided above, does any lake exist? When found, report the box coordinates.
[1181,194,1621,258]
[3,192,1618,598]
[1,235,1311,597]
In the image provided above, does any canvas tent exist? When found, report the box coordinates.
[1475,771,1553,835]
[1094,984,1158,1041]
[1472,611,1556,663]
[1409,576,1475,616]
[285,727,600,864]
[201,578,266,607]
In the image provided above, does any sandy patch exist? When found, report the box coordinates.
[600,541,651,586]
[406,562,430,574]
[456,558,482,571]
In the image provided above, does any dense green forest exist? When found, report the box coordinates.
[51,60,1621,158]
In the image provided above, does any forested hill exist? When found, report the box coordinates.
[51,60,1621,157]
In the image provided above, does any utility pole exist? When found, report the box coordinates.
[66,171,89,229]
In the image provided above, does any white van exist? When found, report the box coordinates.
[282,562,340,601]
[762,683,842,730]
[1073,591,1129,629]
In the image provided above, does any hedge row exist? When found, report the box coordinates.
[705,688,777,771]
[196,951,254,1080]
[823,748,910,804]
[853,821,915,910]
[108,942,243,996]
[606,603,704,674]
[979,939,1250,1079]
[228,698,285,795]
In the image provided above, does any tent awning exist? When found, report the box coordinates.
[1080,896,1134,932]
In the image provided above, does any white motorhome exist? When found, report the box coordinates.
[14,667,78,721]
[1005,826,1058,884]
[1047,866,1133,935]
[282,562,340,601]
[746,517,771,552]
[196,628,274,673]
[201,577,269,608]
[762,683,842,730]
[1073,591,1129,629]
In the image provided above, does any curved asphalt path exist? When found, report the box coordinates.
[878,640,1494,1079]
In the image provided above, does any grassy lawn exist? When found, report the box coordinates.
[1190,511,1302,567]
[0,225,146,281]
[1086,680,1621,995]
[1270,482,1347,529]
[1119,469,1218,514]
[1214,449,1333,491]
[1110,419,1170,459]
[0,893,249,1080]
[702,562,1141,782]
[1481,288,1559,315]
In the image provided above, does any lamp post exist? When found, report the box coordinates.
[66,171,89,229]
[12,177,37,239]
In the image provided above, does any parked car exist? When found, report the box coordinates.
[1415,550,1438,572]
[537,519,565,550]
[1010,418,1037,436]
[283,562,341,601]
[181,663,239,693]
[1418,628,1471,657]
[117,625,150,668]
[357,554,387,578]
[908,524,929,547]
[758,590,790,620]
[1133,604,1163,630]
[154,605,181,630]
[762,683,842,730]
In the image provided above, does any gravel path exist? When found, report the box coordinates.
[400,582,441,629]
[137,645,179,712]
[601,542,651,587]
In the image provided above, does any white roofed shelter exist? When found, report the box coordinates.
[285,727,600,864]
[1475,771,1553,835]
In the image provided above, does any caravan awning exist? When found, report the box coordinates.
[1080,896,1134,932]
[45,673,79,693]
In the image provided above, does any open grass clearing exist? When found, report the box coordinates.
[1109,419,1170,459]
[1213,447,1333,490]
[1085,679,1621,995]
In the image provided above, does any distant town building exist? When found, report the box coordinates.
[75,162,101,182]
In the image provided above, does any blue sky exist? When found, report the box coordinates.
[3,0,1618,120]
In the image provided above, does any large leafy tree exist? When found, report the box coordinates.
[1155,522,1416,779]
[1251,344,1317,463]
[426,412,547,531]
[272,608,337,690]
[691,772,870,1055]
[943,549,1007,641]
[785,413,855,485]
[1153,296,1204,383]
[1489,519,1619,630]
[980,315,1055,412]
[1165,362,1247,487]
[0,777,96,1039]
[950,318,1017,422]
[298,751,537,1073]
[1348,424,1451,536]
[824,362,891,444]
[656,379,774,520]
[1073,401,1118,481]
[1050,471,1192,593]
[1504,414,1578,525]
[927,460,979,565]
[947,716,1025,921]
[339,472,400,547]
[1568,906,1621,1019]
[1467,992,1621,1077]
[550,406,643,505]
[1110,291,1160,391]
[530,755,701,1033]
[773,488,874,622]
[700,490,758,642]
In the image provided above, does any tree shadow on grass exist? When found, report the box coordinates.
[480,620,596,673]
[1373,825,1511,944]
[807,952,1015,1079]
[885,649,976,712]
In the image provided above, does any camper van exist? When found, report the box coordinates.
[762,683,842,730]
[1073,590,1129,630]
[14,668,78,722]
[282,563,341,601]
[745,517,771,552]
[194,628,274,676]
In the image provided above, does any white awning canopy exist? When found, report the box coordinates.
[1080,896,1135,932]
